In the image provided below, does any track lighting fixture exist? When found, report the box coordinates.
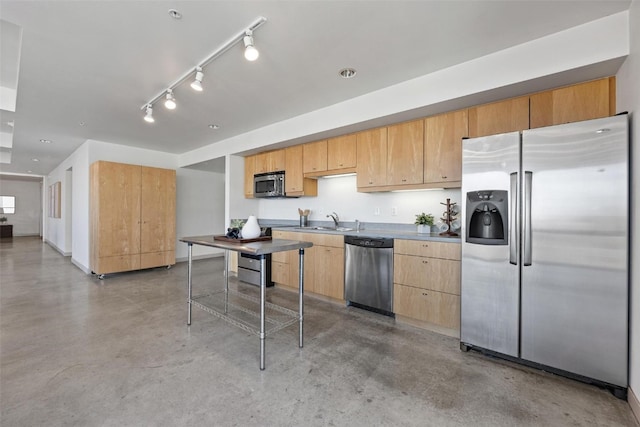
[164,89,176,110]
[243,30,259,61]
[140,16,266,123]
[144,105,155,123]
[191,67,204,91]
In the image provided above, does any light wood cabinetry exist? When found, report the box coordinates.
[468,96,530,138]
[530,77,616,128]
[327,134,357,171]
[244,155,256,198]
[424,109,467,187]
[387,119,424,185]
[272,230,344,301]
[254,149,285,174]
[303,140,328,174]
[90,161,175,276]
[393,239,461,337]
[284,146,317,197]
[356,127,388,189]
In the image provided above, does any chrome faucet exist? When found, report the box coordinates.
[327,212,339,227]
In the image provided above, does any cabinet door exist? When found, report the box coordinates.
[285,146,318,196]
[394,284,460,330]
[424,110,467,184]
[530,78,615,128]
[356,127,388,188]
[140,167,176,256]
[267,149,285,172]
[387,119,424,185]
[244,155,256,198]
[314,246,345,300]
[303,140,328,174]
[393,254,460,295]
[92,161,141,258]
[327,134,357,170]
[468,96,529,137]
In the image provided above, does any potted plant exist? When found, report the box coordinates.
[0,216,7,223]
[414,212,434,234]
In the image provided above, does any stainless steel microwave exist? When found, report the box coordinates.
[254,171,285,198]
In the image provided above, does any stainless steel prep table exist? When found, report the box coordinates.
[180,236,313,370]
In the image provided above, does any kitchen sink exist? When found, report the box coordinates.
[295,226,354,232]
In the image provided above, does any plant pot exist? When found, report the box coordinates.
[417,224,431,234]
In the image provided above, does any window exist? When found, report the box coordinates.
[0,196,15,214]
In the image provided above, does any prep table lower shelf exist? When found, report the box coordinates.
[180,235,313,370]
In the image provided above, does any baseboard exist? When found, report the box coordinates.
[629,386,640,425]
[71,258,91,274]
[395,314,460,339]
[44,239,71,256]
[175,252,224,263]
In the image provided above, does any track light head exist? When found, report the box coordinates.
[191,67,204,92]
[144,105,155,123]
[164,89,177,109]
[243,30,259,61]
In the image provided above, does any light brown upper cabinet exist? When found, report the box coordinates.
[387,119,424,186]
[356,127,388,189]
[254,149,285,174]
[468,96,530,138]
[327,134,357,171]
[302,140,328,174]
[530,77,616,129]
[244,154,256,198]
[285,145,317,197]
[424,109,468,186]
[90,161,175,276]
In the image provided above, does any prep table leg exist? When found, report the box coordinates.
[224,249,229,314]
[187,243,193,326]
[260,255,266,370]
[299,248,305,348]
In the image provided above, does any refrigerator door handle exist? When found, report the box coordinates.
[523,171,533,266]
[509,172,518,265]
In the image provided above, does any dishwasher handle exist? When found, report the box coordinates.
[344,235,394,248]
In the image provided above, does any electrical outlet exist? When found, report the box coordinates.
[391,207,398,216]
[374,207,381,216]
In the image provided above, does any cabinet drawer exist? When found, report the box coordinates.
[272,261,290,286]
[393,254,460,294]
[140,251,175,269]
[393,284,460,330]
[394,239,460,260]
[95,255,141,275]
[292,232,343,248]
[271,251,288,263]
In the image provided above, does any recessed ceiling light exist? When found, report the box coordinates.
[339,68,357,79]
[168,9,182,19]
[79,121,85,127]
[208,124,220,129]
[32,158,39,162]
[40,139,52,144]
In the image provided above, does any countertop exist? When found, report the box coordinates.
[270,225,462,243]
[180,235,313,255]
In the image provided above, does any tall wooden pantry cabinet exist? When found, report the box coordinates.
[90,161,176,276]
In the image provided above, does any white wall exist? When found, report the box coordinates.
[257,175,460,228]
[175,167,225,260]
[616,0,640,411]
[0,178,41,236]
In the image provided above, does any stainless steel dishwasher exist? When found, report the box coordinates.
[344,236,394,316]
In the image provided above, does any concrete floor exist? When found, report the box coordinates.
[1,237,637,426]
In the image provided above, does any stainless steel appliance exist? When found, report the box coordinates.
[238,227,273,287]
[460,115,629,398]
[344,236,394,316]
[254,171,285,198]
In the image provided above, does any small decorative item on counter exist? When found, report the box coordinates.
[241,215,261,239]
[298,208,310,227]
[414,212,434,234]
[226,227,241,239]
[0,216,7,223]
[439,198,459,237]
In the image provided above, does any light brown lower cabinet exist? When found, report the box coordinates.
[393,239,461,337]
[272,231,344,301]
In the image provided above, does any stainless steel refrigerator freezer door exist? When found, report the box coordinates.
[461,132,520,357]
[520,115,628,387]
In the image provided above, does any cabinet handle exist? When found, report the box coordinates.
[402,179,407,182]
[422,260,428,264]
[442,175,447,179]
[422,244,429,248]
[369,181,373,184]
[422,292,428,296]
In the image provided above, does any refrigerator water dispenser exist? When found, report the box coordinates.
[466,190,508,245]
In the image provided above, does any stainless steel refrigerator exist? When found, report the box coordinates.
[460,115,629,397]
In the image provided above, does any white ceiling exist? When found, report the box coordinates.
[0,0,631,176]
